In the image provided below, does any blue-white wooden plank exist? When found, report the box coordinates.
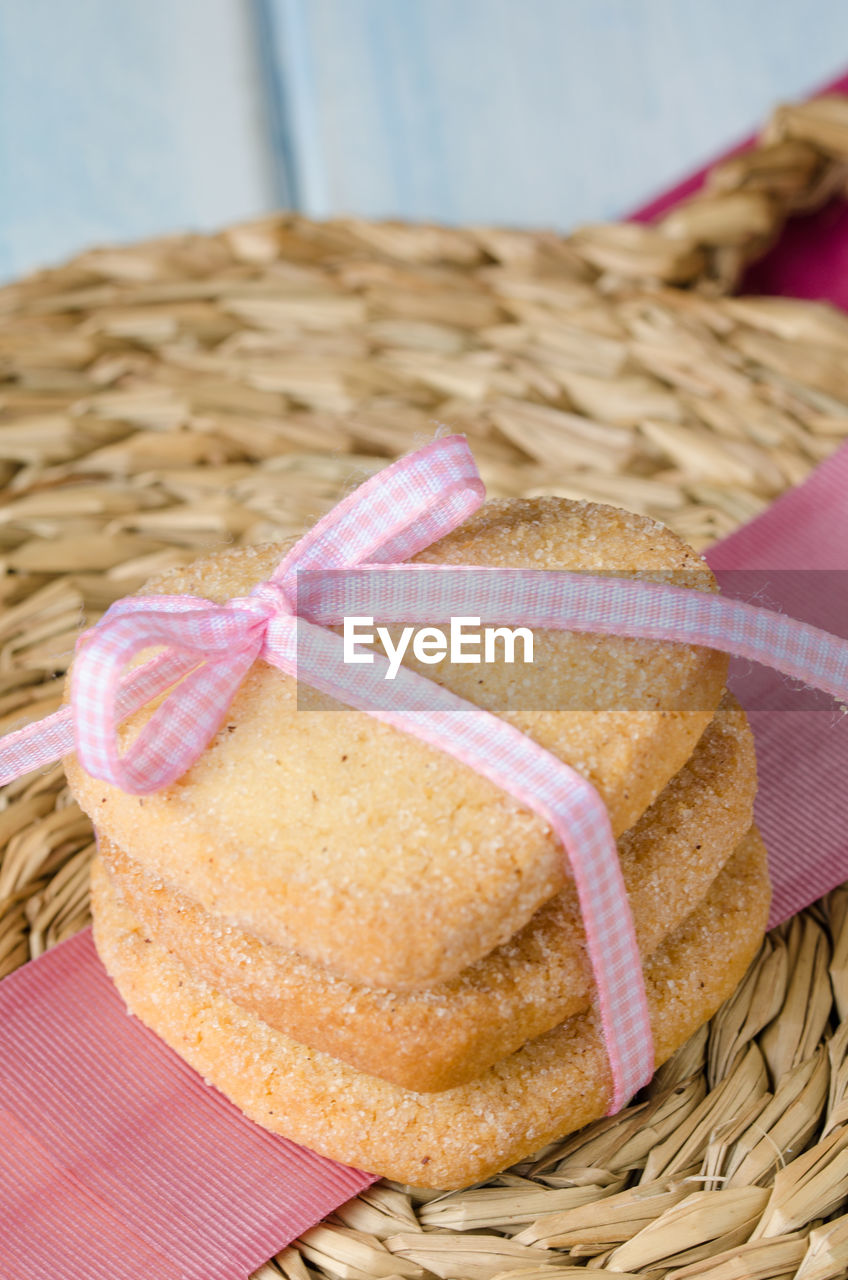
[0,0,276,281]
[262,0,848,229]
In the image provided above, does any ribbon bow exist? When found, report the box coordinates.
[1,435,847,1113]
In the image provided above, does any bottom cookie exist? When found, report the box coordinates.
[91,828,770,1189]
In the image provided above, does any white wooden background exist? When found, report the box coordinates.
[0,0,273,280]
[3,0,848,281]
[266,0,848,225]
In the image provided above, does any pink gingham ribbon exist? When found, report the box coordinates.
[1,436,847,1113]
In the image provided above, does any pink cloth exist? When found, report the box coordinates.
[0,930,373,1280]
[705,441,848,925]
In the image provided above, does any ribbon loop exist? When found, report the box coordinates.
[70,600,269,794]
[272,435,484,598]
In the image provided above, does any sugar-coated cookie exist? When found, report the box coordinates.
[99,693,755,1091]
[91,826,770,1189]
[69,498,727,990]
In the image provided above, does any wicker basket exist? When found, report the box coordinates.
[3,93,848,1279]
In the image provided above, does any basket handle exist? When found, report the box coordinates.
[569,94,848,294]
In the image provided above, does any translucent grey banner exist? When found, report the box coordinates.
[291,568,848,713]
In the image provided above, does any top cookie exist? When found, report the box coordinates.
[66,496,727,989]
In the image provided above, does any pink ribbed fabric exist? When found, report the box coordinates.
[705,440,848,925]
[0,930,373,1280]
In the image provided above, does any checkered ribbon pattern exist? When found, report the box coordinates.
[1,436,847,1112]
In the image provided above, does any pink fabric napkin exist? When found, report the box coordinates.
[3,73,848,1280]
[0,930,373,1279]
[706,443,848,927]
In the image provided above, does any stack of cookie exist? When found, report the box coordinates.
[68,497,770,1189]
